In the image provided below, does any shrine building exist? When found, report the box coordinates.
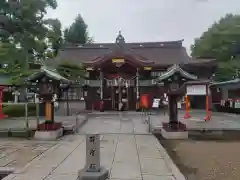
[52,32,217,111]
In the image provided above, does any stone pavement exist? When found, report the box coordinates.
[0,139,56,171]
[78,114,151,134]
[3,134,185,180]
[0,115,87,131]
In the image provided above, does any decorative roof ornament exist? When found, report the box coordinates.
[115,31,125,45]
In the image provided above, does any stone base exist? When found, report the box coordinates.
[63,123,77,134]
[34,128,63,140]
[152,126,161,134]
[161,127,188,139]
[78,167,109,180]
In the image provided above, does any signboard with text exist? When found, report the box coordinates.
[85,134,100,172]
[186,84,206,95]
[152,99,160,108]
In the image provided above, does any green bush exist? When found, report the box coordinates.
[3,103,37,117]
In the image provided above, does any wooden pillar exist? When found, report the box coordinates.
[222,87,228,100]
[100,69,103,101]
[168,95,178,123]
[136,68,140,110]
[100,69,104,112]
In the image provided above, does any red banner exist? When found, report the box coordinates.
[140,94,149,108]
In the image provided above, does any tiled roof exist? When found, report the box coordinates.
[25,66,70,83]
[47,39,216,67]
[156,64,198,82]
[211,79,240,86]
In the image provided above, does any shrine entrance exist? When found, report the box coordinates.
[106,76,136,110]
[100,59,138,111]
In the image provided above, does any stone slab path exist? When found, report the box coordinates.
[0,139,56,170]
[0,115,86,131]
[78,114,151,135]
[3,134,185,180]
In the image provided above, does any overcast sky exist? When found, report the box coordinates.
[46,0,240,53]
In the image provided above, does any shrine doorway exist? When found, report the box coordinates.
[101,62,138,111]
[107,76,135,110]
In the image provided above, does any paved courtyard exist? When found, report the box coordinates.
[1,110,240,180]
[3,134,182,180]
[78,111,240,135]
[0,139,56,170]
[78,113,151,134]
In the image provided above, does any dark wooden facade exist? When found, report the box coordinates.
[52,32,217,110]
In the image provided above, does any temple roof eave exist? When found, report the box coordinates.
[82,51,155,68]
[156,64,198,82]
[25,66,71,84]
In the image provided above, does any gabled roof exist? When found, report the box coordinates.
[25,66,70,83]
[49,32,213,67]
[46,32,217,69]
[156,64,198,82]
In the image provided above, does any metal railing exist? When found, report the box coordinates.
[0,102,41,132]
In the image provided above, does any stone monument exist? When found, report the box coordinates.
[78,134,109,180]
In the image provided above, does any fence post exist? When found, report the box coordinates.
[76,113,79,133]
[25,103,29,136]
[36,103,40,126]
[148,111,151,133]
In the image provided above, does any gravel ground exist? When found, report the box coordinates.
[159,138,240,180]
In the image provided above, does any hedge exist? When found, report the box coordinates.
[3,103,37,117]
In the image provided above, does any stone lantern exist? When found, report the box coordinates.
[155,64,198,139]
[26,67,70,140]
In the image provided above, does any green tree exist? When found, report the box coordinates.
[45,18,63,58]
[64,14,93,44]
[191,14,240,81]
[56,62,86,84]
[0,0,63,85]
[1,0,62,67]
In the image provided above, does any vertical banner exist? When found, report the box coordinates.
[140,94,149,109]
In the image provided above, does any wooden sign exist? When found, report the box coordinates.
[86,67,94,71]
[144,67,152,70]
[112,59,125,63]
[85,134,100,172]
[187,84,206,95]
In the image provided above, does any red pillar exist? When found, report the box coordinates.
[204,85,211,121]
[0,86,7,119]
